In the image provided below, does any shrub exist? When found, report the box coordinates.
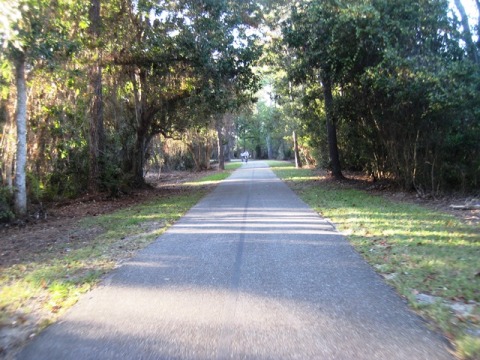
[0,186,14,223]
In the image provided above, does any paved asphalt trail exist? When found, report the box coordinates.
[19,161,453,360]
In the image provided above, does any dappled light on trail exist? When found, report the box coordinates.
[169,208,339,236]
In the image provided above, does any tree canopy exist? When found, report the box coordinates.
[280,0,480,191]
[1,0,479,218]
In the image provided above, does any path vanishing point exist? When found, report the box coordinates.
[18,161,454,359]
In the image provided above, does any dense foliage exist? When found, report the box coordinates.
[281,0,480,193]
[0,0,262,216]
[1,0,479,218]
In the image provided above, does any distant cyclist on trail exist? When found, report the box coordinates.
[241,150,250,163]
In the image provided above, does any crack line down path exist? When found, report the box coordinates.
[19,161,453,359]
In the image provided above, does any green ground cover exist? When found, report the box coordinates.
[185,162,243,185]
[0,190,207,326]
[268,160,480,359]
[0,165,238,337]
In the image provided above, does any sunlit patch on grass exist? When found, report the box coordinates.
[271,165,480,359]
[457,336,480,360]
[0,173,217,348]
[185,164,240,185]
[185,177,226,186]
[0,281,39,311]
[225,162,243,171]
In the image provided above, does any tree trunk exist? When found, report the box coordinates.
[132,129,147,186]
[454,0,479,64]
[321,73,343,179]
[266,134,273,159]
[217,124,225,171]
[88,62,104,191]
[277,141,285,160]
[88,0,105,192]
[225,136,232,162]
[14,54,28,217]
[293,130,302,168]
[130,68,151,186]
[205,141,212,170]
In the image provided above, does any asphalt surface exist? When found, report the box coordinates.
[18,161,454,359]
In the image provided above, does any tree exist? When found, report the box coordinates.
[181,0,261,169]
[1,2,27,215]
[279,0,480,191]
[13,51,27,216]
[283,1,357,179]
[87,0,105,192]
[293,130,301,168]
[345,0,471,190]
[111,0,261,180]
[1,0,82,215]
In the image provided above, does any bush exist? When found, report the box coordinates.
[42,148,89,200]
[0,186,14,223]
[100,158,131,197]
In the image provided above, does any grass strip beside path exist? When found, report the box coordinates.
[184,162,243,185]
[0,164,239,355]
[268,161,480,360]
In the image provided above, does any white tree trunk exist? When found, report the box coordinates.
[293,131,302,168]
[266,134,273,159]
[217,124,225,171]
[14,54,27,217]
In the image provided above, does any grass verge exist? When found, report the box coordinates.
[0,166,239,354]
[184,162,242,185]
[0,190,207,325]
[268,161,480,360]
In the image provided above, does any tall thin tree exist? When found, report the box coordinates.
[88,0,105,191]
[293,130,302,168]
[216,115,226,171]
[13,51,27,217]
[321,73,342,178]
